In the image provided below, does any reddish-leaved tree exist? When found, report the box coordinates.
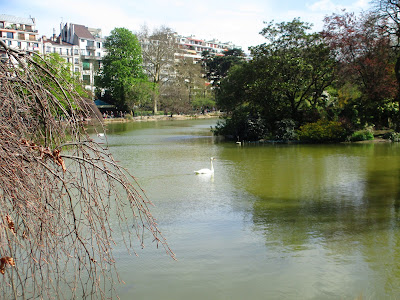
[322,11,397,126]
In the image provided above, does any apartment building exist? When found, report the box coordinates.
[0,14,40,52]
[1,14,243,96]
[175,34,242,61]
[60,23,106,93]
[0,14,105,94]
[41,33,80,72]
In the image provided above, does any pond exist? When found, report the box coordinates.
[98,118,400,299]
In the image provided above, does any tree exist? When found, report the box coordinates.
[201,48,245,87]
[137,25,176,113]
[373,0,400,128]
[0,40,174,299]
[250,19,335,122]
[214,19,337,140]
[38,52,90,99]
[97,27,147,111]
[174,57,207,104]
[323,11,397,127]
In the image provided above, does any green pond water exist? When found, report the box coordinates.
[98,118,400,299]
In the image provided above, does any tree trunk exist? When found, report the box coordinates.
[153,88,158,114]
[153,97,158,114]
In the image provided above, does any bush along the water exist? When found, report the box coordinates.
[384,131,400,142]
[349,129,374,142]
[213,110,268,141]
[275,119,298,141]
[297,120,348,143]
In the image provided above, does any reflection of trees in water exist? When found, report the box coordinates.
[251,162,400,295]
[220,142,400,295]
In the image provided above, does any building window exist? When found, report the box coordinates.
[59,48,62,55]
[74,58,79,64]
[87,41,94,47]
[34,43,38,48]
[82,61,90,70]
[66,49,69,55]
[18,33,25,40]
[81,39,85,43]
[17,42,21,48]
[74,49,79,55]
[53,47,56,53]
[6,32,13,39]
[74,67,79,73]
[82,75,90,85]
[8,40,11,46]
[97,42,101,48]
[0,22,4,29]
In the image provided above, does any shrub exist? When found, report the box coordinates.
[297,120,348,143]
[213,109,267,141]
[349,130,374,142]
[124,113,134,120]
[275,119,298,141]
[385,131,400,142]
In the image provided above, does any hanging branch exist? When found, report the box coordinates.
[0,41,174,299]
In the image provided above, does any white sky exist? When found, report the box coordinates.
[2,0,371,52]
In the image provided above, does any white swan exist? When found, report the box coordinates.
[194,157,215,175]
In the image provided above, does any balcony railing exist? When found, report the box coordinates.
[81,55,102,60]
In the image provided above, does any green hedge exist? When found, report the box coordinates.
[297,120,348,143]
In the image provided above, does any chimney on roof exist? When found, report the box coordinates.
[59,23,62,45]
[30,15,36,25]
[53,28,56,41]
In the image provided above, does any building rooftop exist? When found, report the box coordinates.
[0,14,35,25]
[72,24,95,40]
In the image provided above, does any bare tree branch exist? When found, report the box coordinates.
[0,40,174,299]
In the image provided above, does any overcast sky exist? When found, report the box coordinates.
[2,0,371,52]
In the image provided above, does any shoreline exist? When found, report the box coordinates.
[102,113,221,123]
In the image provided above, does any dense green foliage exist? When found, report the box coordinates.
[96,27,147,111]
[349,130,375,142]
[297,120,348,143]
[191,96,216,113]
[202,48,245,86]
[35,53,89,101]
[215,19,336,141]
[213,108,267,141]
[213,9,400,142]
[274,119,298,141]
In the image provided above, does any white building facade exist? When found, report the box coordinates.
[1,14,245,96]
[174,34,242,61]
[60,23,106,93]
[0,14,40,52]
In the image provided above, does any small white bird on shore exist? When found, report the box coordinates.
[194,157,215,175]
